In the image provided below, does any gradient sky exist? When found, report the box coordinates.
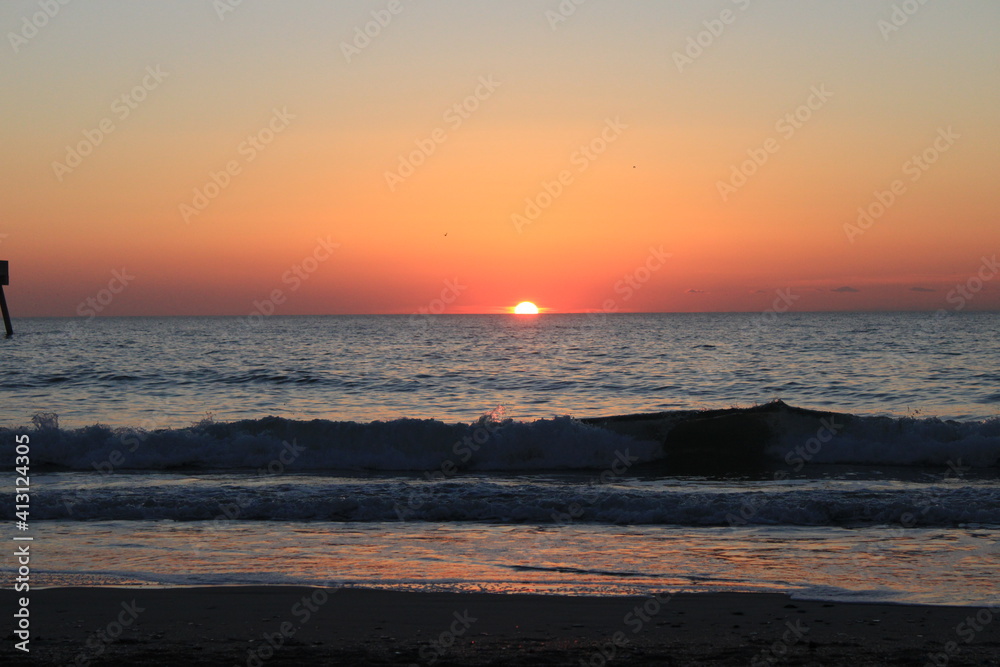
[2,0,999,316]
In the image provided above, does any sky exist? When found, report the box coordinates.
[2,0,999,316]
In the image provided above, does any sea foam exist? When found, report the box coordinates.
[5,407,999,472]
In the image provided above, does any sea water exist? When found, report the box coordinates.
[2,313,998,605]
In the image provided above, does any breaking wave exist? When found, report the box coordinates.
[4,404,999,472]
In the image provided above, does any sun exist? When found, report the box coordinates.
[513,301,539,315]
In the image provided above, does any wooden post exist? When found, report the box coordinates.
[0,260,12,336]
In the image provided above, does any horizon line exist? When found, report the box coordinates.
[14,309,1000,319]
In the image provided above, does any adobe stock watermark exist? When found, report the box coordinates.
[878,0,933,41]
[71,599,145,666]
[673,0,752,73]
[244,583,339,667]
[413,609,478,665]
[691,288,801,374]
[8,0,73,54]
[511,117,628,233]
[843,126,959,243]
[945,255,998,311]
[550,448,641,524]
[741,288,800,344]
[880,256,996,373]
[341,0,408,62]
[213,0,246,22]
[781,416,844,472]
[750,619,810,666]
[406,278,466,332]
[394,413,504,521]
[781,415,846,471]
[73,268,136,320]
[545,0,588,31]
[717,84,833,202]
[244,236,338,326]
[51,65,169,182]
[385,75,501,191]
[581,592,673,667]
[727,417,844,527]
[189,438,306,558]
[892,460,969,534]
[179,107,295,223]
[90,412,169,477]
[590,245,671,316]
[923,604,999,667]
[834,460,972,579]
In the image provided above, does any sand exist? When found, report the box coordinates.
[3,587,999,665]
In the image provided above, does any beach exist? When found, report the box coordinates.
[3,315,999,664]
[4,587,999,666]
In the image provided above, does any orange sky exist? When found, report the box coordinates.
[2,1,999,316]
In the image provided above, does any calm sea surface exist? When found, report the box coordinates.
[3,312,999,428]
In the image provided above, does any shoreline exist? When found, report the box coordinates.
[4,587,998,665]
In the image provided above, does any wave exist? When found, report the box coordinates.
[4,402,999,472]
[768,412,1000,467]
[585,401,1000,469]
[8,409,657,472]
[24,480,1000,526]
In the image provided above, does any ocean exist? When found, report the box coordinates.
[2,313,998,606]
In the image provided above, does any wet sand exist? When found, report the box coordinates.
[3,587,999,665]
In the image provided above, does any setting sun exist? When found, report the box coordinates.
[514,302,539,315]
